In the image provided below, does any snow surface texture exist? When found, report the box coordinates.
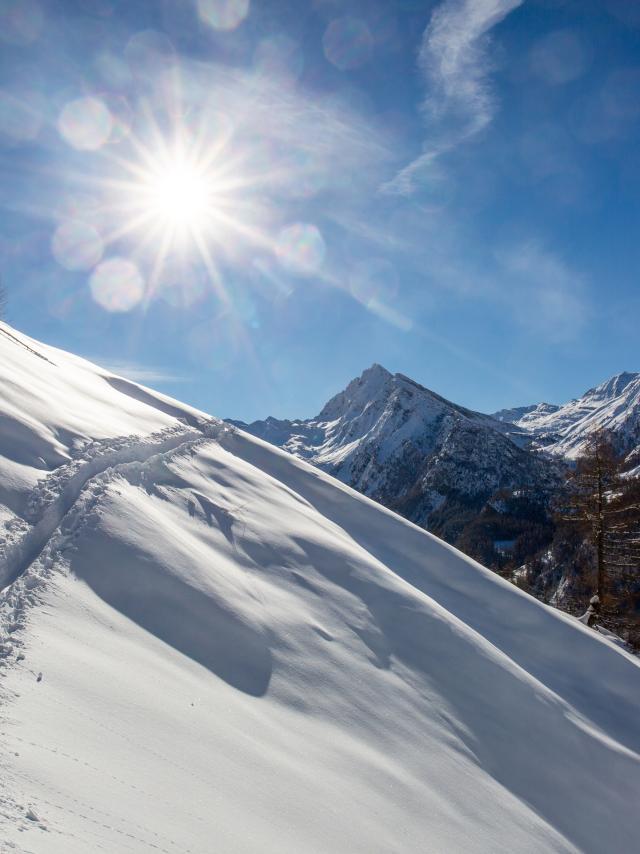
[1,327,640,853]
[0,324,209,520]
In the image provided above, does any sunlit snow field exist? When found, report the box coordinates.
[1,325,640,854]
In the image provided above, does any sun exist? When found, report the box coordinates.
[101,115,245,248]
[94,110,276,308]
[142,152,214,233]
[96,132,238,303]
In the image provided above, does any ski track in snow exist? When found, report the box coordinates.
[0,421,231,661]
[0,421,221,587]
[2,746,192,853]
[1,423,236,851]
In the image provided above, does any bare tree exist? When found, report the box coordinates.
[560,431,618,613]
[604,467,640,641]
[559,430,640,630]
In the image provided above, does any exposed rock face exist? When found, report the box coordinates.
[234,366,639,633]
[233,365,559,545]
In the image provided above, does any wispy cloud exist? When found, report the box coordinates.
[495,241,591,341]
[175,59,393,206]
[385,0,523,195]
[383,220,591,344]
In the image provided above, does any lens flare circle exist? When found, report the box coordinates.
[125,30,177,81]
[58,97,113,151]
[323,17,374,72]
[349,258,398,306]
[0,0,44,45]
[90,257,144,312]
[0,87,44,142]
[197,0,249,31]
[254,35,303,83]
[530,29,589,85]
[52,221,103,271]
[276,223,326,276]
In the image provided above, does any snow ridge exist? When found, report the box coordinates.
[0,429,233,670]
[0,423,226,593]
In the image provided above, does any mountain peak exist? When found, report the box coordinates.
[591,371,639,400]
[358,362,393,386]
[499,370,640,458]
[317,363,393,421]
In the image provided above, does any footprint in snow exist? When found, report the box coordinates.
[25,807,47,831]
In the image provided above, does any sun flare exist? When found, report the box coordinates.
[143,154,214,232]
[85,94,286,313]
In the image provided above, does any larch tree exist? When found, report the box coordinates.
[604,467,640,641]
[559,430,640,629]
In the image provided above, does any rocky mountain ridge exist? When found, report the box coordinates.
[234,365,639,569]
[232,365,560,559]
[493,371,640,459]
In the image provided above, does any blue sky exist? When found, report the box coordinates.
[0,0,638,421]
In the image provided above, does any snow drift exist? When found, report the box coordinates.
[1,323,639,854]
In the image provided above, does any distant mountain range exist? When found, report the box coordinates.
[493,371,640,459]
[232,366,640,570]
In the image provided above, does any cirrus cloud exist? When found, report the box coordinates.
[385,0,523,195]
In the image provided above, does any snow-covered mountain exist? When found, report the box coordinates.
[2,323,640,853]
[492,402,560,428]
[493,372,640,459]
[234,364,558,541]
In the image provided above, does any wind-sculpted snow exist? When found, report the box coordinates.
[1,329,640,853]
[0,322,208,518]
[0,424,221,592]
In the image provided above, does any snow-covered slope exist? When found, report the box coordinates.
[494,372,640,458]
[492,402,560,428]
[0,322,208,524]
[2,328,640,853]
[234,365,556,532]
